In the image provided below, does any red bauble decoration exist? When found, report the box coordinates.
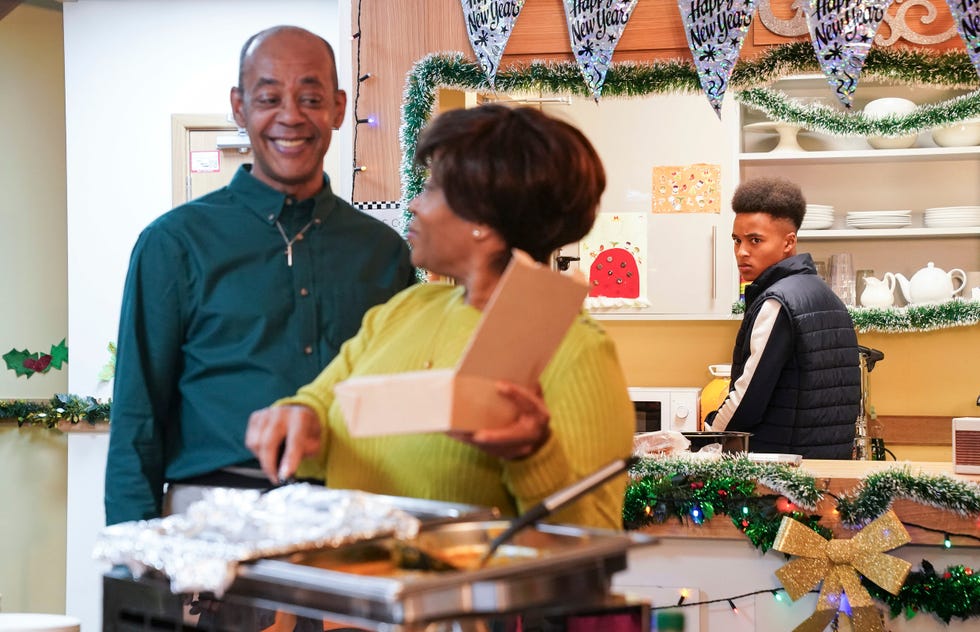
[774,497,796,513]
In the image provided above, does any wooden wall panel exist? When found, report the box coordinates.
[503,0,688,56]
[353,0,470,202]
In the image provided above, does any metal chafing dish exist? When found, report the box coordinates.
[103,501,654,631]
[231,520,642,624]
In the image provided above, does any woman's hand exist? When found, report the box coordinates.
[245,405,322,484]
[449,381,551,460]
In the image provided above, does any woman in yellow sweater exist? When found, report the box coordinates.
[246,104,634,529]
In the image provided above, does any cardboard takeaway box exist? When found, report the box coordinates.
[334,251,588,438]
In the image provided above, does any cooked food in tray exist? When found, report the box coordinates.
[297,539,541,575]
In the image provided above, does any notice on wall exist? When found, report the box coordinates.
[578,212,650,310]
[652,163,721,214]
[190,150,220,173]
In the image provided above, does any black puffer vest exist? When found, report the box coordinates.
[732,254,860,459]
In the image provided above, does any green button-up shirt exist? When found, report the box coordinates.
[105,166,415,524]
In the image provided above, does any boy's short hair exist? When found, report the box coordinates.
[731,176,806,230]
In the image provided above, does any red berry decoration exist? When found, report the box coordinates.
[23,354,52,373]
[966,568,974,576]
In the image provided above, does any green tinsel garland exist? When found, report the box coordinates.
[630,454,824,509]
[733,43,980,136]
[849,300,980,333]
[624,456,830,552]
[398,43,978,222]
[625,456,980,541]
[836,468,980,527]
[864,560,980,624]
[731,299,980,332]
[737,86,980,137]
[0,394,110,429]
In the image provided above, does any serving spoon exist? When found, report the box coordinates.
[478,455,639,567]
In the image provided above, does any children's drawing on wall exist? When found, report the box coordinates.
[578,212,650,310]
[652,163,721,214]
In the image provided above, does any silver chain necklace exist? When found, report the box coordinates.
[275,218,315,267]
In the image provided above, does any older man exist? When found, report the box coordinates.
[105,26,415,525]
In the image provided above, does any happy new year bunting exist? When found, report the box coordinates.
[945,0,980,80]
[805,0,894,109]
[461,0,526,87]
[563,0,640,100]
[678,0,759,116]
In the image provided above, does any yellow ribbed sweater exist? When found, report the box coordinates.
[280,282,634,530]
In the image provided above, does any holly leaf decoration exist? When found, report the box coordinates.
[49,338,68,369]
[4,348,36,377]
[4,341,69,378]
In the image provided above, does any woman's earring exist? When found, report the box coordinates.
[472,229,482,238]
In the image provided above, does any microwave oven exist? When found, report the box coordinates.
[628,387,702,433]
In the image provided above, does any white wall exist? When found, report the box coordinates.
[63,3,342,630]
[0,1,68,399]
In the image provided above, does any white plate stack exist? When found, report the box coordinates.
[802,204,834,230]
[845,210,911,229]
[924,206,980,228]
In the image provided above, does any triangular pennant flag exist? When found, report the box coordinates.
[677,0,760,117]
[563,0,640,100]
[805,0,894,109]
[461,0,527,88]
[944,0,980,81]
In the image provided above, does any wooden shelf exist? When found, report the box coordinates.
[739,145,980,165]
[800,227,980,239]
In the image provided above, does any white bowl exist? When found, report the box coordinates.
[931,118,980,147]
[863,97,918,149]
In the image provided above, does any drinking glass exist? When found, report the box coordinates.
[813,260,828,284]
[829,253,855,306]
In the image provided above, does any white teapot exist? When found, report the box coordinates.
[894,262,967,305]
[859,273,896,308]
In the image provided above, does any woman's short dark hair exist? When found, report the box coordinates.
[731,176,806,230]
[413,104,606,265]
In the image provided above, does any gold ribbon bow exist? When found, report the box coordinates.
[772,509,912,632]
